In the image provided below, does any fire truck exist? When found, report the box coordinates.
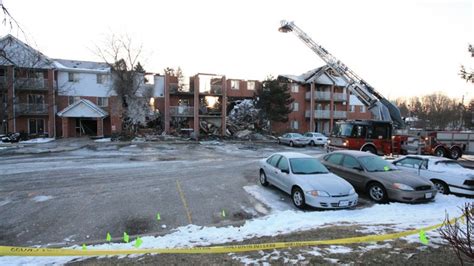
[278,20,465,159]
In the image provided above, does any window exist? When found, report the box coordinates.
[247,81,255,90]
[98,97,108,107]
[230,80,240,90]
[293,102,299,112]
[277,157,289,172]
[289,158,328,174]
[395,157,425,169]
[359,156,398,172]
[342,155,361,169]
[68,72,75,82]
[28,118,45,135]
[291,120,299,130]
[1,93,7,105]
[350,105,355,113]
[28,94,44,104]
[68,96,81,105]
[96,74,105,84]
[360,106,366,113]
[325,153,343,165]
[291,83,299,93]
[267,155,281,167]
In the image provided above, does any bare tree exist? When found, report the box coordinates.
[96,34,153,134]
[460,44,473,83]
[439,203,474,265]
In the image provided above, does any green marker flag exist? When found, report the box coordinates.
[419,230,429,245]
[222,209,226,217]
[134,237,143,248]
[383,166,389,171]
[156,213,161,221]
[82,244,87,250]
[123,232,129,243]
[106,232,111,242]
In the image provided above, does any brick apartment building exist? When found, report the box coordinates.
[0,34,369,139]
[275,66,371,135]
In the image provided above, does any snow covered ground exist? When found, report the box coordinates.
[2,192,472,265]
[19,138,55,144]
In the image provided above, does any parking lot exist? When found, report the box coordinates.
[0,141,351,247]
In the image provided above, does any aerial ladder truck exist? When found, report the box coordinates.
[278,20,464,159]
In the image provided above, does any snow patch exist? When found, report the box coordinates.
[20,138,55,144]
[31,195,54,202]
[0,199,11,207]
[244,185,293,212]
[94,138,111,143]
[325,245,353,254]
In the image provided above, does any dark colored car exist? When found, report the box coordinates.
[319,150,437,203]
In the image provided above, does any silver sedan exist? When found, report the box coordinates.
[277,133,310,147]
[259,152,358,209]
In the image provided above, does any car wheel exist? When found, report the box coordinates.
[310,140,315,146]
[289,141,294,147]
[434,147,446,158]
[432,180,449,195]
[291,187,305,209]
[362,145,377,155]
[277,139,281,144]
[367,182,388,203]
[259,170,269,187]
[450,147,462,160]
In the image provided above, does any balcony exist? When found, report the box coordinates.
[305,110,347,119]
[169,106,194,117]
[169,83,193,94]
[15,103,49,115]
[200,85,222,95]
[15,78,47,90]
[305,91,347,101]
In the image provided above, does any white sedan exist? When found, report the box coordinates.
[259,152,358,209]
[304,132,328,146]
[392,155,474,196]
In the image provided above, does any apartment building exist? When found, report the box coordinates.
[275,66,371,135]
[0,34,164,138]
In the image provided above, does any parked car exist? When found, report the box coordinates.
[304,132,328,146]
[277,133,310,147]
[392,155,474,196]
[320,150,437,203]
[259,152,358,209]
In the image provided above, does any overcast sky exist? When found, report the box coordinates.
[2,0,473,101]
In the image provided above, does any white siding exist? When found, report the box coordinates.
[58,71,114,97]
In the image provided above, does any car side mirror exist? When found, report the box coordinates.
[353,166,363,171]
[281,169,289,174]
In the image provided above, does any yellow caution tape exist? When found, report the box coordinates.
[0,216,463,256]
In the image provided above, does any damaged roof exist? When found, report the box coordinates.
[279,65,348,87]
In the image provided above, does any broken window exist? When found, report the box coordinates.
[247,81,255,90]
[231,80,240,90]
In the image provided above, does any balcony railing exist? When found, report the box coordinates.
[15,103,49,115]
[169,106,194,117]
[305,110,347,119]
[305,91,347,101]
[15,78,47,90]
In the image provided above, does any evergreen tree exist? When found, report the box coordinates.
[255,76,294,132]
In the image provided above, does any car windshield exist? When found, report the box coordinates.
[289,158,329,174]
[435,161,464,169]
[359,156,398,172]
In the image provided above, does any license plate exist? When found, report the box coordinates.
[339,200,349,207]
[425,192,432,199]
